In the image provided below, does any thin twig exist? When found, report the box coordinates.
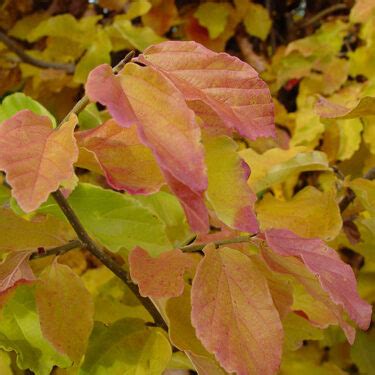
[0,30,75,73]
[59,50,135,125]
[51,190,167,330]
[30,240,82,260]
[340,166,375,212]
[181,234,257,253]
[298,4,348,29]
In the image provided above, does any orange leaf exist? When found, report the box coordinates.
[36,261,94,363]
[0,111,78,212]
[129,247,195,298]
[76,119,165,194]
[191,245,283,375]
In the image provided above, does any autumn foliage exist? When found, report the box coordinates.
[0,1,374,374]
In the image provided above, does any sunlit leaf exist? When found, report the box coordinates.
[0,111,78,212]
[349,178,375,215]
[36,262,94,363]
[191,245,283,374]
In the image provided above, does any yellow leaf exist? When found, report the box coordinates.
[243,2,272,41]
[256,186,342,240]
[194,2,231,39]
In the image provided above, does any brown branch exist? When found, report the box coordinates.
[30,240,82,260]
[59,50,135,125]
[340,166,375,212]
[51,190,167,330]
[181,234,257,253]
[0,30,75,73]
[298,4,348,29]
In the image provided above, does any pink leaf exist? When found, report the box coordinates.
[136,41,275,140]
[0,111,78,212]
[85,64,136,128]
[191,245,283,375]
[0,250,36,294]
[129,247,195,298]
[75,120,165,194]
[85,62,207,193]
[164,170,209,233]
[264,229,372,334]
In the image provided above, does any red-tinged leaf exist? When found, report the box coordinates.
[36,261,94,363]
[85,64,137,128]
[76,119,165,194]
[204,135,258,233]
[191,245,283,375]
[0,111,78,212]
[0,250,36,294]
[86,62,207,193]
[136,41,275,139]
[315,95,375,119]
[164,170,209,233]
[129,247,195,298]
[260,244,355,343]
[264,229,372,333]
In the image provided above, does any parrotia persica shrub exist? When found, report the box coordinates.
[0,1,375,374]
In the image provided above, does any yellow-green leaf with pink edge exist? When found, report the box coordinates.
[264,229,372,343]
[204,134,258,233]
[75,119,165,194]
[129,247,195,298]
[0,111,78,212]
[315,95,375,119]
[36,261,94,363]
[191,245,283,375]
[136,40,275,140]
[0,250,36,295]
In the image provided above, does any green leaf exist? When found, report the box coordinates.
[39,183,172,255]
[283,313,324,351]
[0,93,56,127]
[135,191,192,247]
[0,286,71,375]
[0,185,10,206]
[351,330,375,374]
[79,319,171,375]
[194,2,231,39]
[77,103,104,130]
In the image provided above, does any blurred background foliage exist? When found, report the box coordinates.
[0,0,374,374]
